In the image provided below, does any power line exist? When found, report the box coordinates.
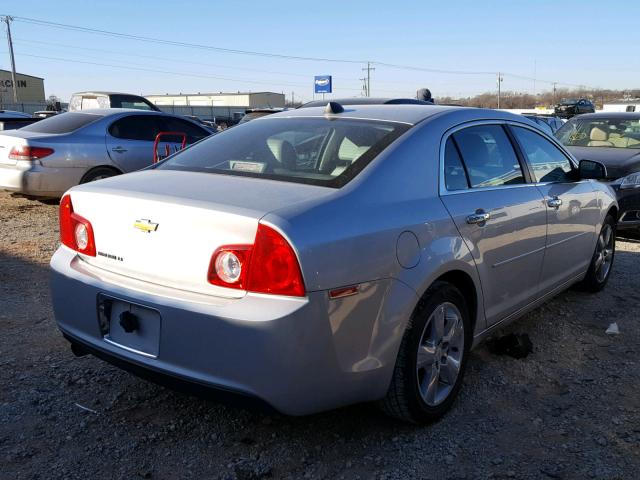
[12,16,366,64]
[11,38,364,82]
[4,51,419,95]
[5,14,600,92]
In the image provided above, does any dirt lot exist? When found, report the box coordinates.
[1,190,638,480]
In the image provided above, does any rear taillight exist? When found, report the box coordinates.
[208,224,305,297]
[9,145,54,161]
[59,194,96,256]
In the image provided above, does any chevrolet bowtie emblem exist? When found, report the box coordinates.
[133,219,159,233]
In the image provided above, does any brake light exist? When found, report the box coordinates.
[208,224,305,297]
[9,145,54,161]
[59,195,96,256]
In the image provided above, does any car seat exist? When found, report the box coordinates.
[588,127,613,147]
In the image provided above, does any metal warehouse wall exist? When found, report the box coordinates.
[0,71,46,105]
[146,92,285,108]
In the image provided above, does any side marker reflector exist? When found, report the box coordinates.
[329,285,359,299]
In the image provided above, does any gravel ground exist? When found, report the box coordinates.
[1,190,639,480]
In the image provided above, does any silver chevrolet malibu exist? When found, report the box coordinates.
[50,103,617,423]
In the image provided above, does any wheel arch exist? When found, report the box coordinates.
[424,269,479,334]
[79,165,123,183]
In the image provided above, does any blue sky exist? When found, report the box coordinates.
[2,0,639,103]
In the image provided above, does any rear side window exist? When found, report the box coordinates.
[20,112,103,134]
[109,115,162,141]
[512,126,574,182]
[452,125,525,188]
[444,138,468,191]
[157,117,409,188]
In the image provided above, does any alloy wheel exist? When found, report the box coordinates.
[416,302,465,406]
[594,224,614,282]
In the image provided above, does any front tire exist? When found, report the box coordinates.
[579,214,616,292]
[380,281,471,424]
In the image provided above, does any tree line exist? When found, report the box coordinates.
[436,88,640,109]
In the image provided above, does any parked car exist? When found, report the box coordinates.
[0,109,42,131]
[237,108,286,124]
[554,98,595,118]
[69,91,160,112]
[50,104,616,423]
[0,109,212,198]
[555,112,640,231]
[523,114,565,134]
[0,109,31,119]
[33,110,61,119]
[300,97,434,108]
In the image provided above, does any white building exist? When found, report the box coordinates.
[602,100,640,113]
[146,92,285,109]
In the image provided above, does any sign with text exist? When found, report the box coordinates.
[314,75,332,94]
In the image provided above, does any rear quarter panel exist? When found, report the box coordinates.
[263,113,486,334]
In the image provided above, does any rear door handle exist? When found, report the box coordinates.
[547,197,562,209]
[466,210,491,225]
[111,146,127,153]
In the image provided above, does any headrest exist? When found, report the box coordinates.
[590,127,608,141]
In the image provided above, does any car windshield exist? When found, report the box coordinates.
[19,112,104,134]
[555,118,640,149]
[157,117,409,187]
[561,99,578,105]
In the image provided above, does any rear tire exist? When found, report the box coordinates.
[579,214,616,292]
[379,281,471,424]
[80,167,120,184]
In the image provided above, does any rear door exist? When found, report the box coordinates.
[105,114,163,172]
[439,123,547,325]
[509,125,598,294]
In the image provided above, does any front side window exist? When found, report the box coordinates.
[157,117,409,187]
[555,118,640,149]
[158,117,210,143]
[108,115,162,141]
[512,126,574,183]
[452,125,525,188]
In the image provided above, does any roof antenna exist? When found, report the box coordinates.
[325,101,344,114]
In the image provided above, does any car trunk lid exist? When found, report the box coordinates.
[68,170,334,297]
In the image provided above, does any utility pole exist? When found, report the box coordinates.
[497,72,503,109]
[552,82,557,105]
[2,16,18,104]
[360,77,368,97]
[362,62,375,97]
[291,91,294,106]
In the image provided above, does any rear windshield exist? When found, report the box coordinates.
[156,117,410,187]
[20,112,103,134]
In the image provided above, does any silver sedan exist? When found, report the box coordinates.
[0,109,211,198]
[50,103,617,423]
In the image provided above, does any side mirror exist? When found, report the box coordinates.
[578,159,607,180]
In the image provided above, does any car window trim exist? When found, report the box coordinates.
[439,119,535,196]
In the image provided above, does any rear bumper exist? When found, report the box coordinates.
[62,330,277,413]
[0,161,84,197]
[50,247,411,415]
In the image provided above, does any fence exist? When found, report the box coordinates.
[1,101,246,122]
[154,104,247,122]
[0,102,52,115]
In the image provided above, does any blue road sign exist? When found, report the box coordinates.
[314,75,332,94]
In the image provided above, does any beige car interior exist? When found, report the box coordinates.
[589,126,640,148]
